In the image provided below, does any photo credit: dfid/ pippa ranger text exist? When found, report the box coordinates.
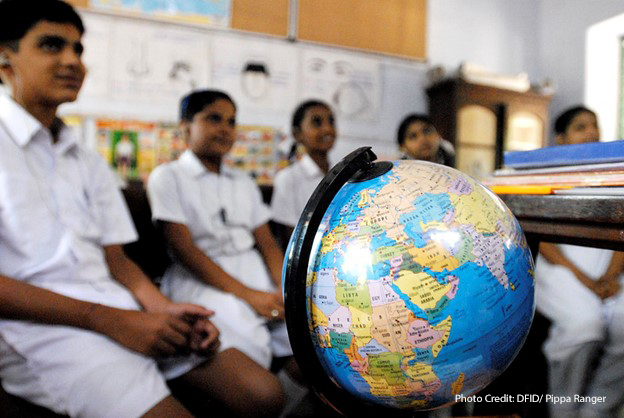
[454,394,606,405]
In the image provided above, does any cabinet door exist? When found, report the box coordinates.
[505,111,544,151]
[456,105,497,179]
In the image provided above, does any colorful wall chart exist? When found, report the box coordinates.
[88,0,232,26]
[223,126,287,185]
[95,119,183,182]
[93,119,284,185]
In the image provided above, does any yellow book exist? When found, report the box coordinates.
[488,185,563,195]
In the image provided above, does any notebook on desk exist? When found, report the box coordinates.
[503,140,624,169]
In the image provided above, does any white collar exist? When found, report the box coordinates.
[178,149,236,178]
[300,153,324,179]
[0,95,78,153]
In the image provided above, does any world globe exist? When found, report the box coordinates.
[283,147,535,415]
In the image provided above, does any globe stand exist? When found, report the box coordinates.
[283,147,421,417]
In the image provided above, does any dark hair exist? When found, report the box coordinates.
[0,0,84,47]
[554,106,596,135]
[397,113,434,146]
[291,99,332,134]
[179,89,236,121]
[243,62,269,76]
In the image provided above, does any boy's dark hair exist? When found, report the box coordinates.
[291,99,331,134]
[397,113,434,146]
[179,89,236,121]
[554,105,596,135]
[0,0,84,47]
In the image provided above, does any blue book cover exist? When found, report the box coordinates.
[503,140,624,169]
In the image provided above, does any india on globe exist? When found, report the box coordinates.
[284,148,535,415]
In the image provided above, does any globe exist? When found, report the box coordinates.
[283,147,535,415]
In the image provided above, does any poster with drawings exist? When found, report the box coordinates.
[211,35,298,113]
[109,17,210,104]
[300,48,381,122]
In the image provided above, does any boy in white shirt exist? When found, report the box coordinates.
[0,1,282,416]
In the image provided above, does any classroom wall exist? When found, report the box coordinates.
[535,0,624,137]
[62,1,549,163]
[427,0,540,78]
[48,1,624,155]
[57,7,431,163]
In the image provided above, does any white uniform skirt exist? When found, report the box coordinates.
[160,248,292,369]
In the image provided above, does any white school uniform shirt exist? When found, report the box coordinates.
[0,95,138,306]
[271,153,328,228]
[148,150,289,367]
[0,96,179,417]
[535,243,624,360]
[147,149,270,273]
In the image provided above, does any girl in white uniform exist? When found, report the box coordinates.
[535,106,624,418]
[271,100,338,240]
[148,91,307,414]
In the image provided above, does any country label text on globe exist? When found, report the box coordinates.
[305,160,535,410]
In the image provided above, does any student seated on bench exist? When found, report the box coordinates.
[0,1,283,417]
[147,89,308,416]
[535,106,624,418]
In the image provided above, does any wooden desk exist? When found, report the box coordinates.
[473,193,624,417]
[498,194,624,252]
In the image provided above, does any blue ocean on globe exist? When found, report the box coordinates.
[303,160,535,410]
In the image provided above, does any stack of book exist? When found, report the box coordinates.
[482,140,624,195]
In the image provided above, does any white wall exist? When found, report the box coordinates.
[586,13,624,142]
[536,0,624,140]
[428,0,540,78]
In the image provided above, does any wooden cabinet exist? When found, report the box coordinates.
[426,78,552,178]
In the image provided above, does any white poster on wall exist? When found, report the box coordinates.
[80,13,112,99]
[300,48,382,122]
[109,18,210,104]
[211,35,298,113]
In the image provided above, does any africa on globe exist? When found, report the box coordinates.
[284,148,535,414]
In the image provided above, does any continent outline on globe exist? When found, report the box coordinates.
[302,159,535,411]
